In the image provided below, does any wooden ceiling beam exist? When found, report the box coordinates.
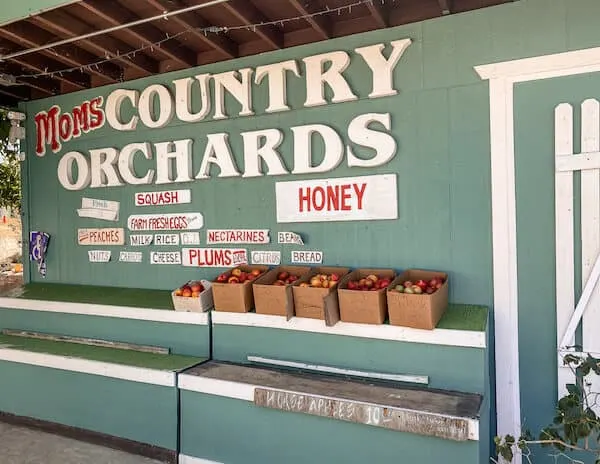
[30,10,158,76]
[288,0,330,40]
[0,22,122,83]
[78,0,196,67]
[221,0,283,50]
[0,64,58,95]
[143,0,237,59]
[366,1,388,28]
[438,0,452,15]
[0,85,30,102]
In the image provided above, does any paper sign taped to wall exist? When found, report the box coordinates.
[291,250,323,264]
[278,232,304,245]
[206,229,270,244]
[78,228,124,245]
[127,213,203,231]
[77,198,120,221]
[150,251,181,265]
[129,234,153,246]
[182,248,248,267]
[251,251,281,265]
[119,251,143,263]
[88,250,111,262]
[180,232,200,245]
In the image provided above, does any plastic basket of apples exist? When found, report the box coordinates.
[387,270,448,330]
[212,265,269,313]
[172,280,213,312]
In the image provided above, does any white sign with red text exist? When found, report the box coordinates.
[291,250,323,264]
[150,251,181,265]
[206,229,270,244]
[134,190,191,207]
[127,213,203,231]
[251,251,281,265]
[78,228,124,245]
[275,174,397,223]
[182,248,248,267]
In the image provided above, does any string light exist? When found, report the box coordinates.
[11,0,379,80]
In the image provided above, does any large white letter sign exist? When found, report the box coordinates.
[90,147,123,188]
[355,39,412,98]
[173,74,211,123]
[58,151,91,191]
[213,69,254,119]
[138,84,174,129]
[242,129,288,178]
[255,60,300,113]
[155,139,194,184]
[276,174,398,223]
[291,124,344,174]
[303,51,357,107]
[347,113,397,167]
[105,89,139,131]
[196,133,240,179]
[118,142,155,185]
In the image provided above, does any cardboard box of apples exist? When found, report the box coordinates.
[292,267,350,325]
[172,279,213,313]
[212,265,269,313]
[252,266,313,318]
[387,270,448,330]
[338,269,396,325]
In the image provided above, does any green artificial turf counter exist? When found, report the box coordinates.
[0,334,204,370]
[434,304,488,332]
[0,283,174,310]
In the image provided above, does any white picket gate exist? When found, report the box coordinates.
[555,99,600,405]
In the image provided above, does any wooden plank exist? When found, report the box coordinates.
[556,151,600,172]
[366,1,388,27]
[254,387,471,441]
[554,102,576,398]
[438,0,452,15]
[1,329,170,354]
[186,362,482,419]
[288,0,330,39]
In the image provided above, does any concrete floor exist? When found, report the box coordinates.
[0,423,163,464]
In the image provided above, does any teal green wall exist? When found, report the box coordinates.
[0,308,210,356]
[0,361,177,449]
[180,392,479,464]
[213,325,485,393]
[0,0,78,26]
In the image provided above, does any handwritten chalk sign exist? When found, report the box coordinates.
[129,234,153,246]
[275,174,398,223]
[78,228,124,246]
[251,251,281,265]
[127,213,203,231]
[182,248,248,267]
[88,250,111,263]
[254,388,470,441]
[180,232,200,245]
[278,232,304,245]
[119,251,143,263]
[77,198,120,221]
[291,250,323,264]
[134,189,191,207]
[206,229,270,244]
[150,251,181,265]
[154,234,179,246]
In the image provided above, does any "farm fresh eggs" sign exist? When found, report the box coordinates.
[33,39,411,192]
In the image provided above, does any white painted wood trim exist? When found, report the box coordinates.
[178,375,479,441]
[246,355,429,385]
[556,152,600,172]
[178,373,256,400]
[481,76,523,464]
[0,348,176,386]
[475,46,600,82]
[211,312,485,348]
[178,455,224,464]
[0,297,209,325]
[474,44,600,464]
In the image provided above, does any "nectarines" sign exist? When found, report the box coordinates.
[275,174,397,223]
[206,229,270,244]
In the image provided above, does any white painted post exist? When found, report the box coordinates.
[580,99,600,406]
[555,103,576,398]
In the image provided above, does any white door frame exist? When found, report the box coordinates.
[475,46,600,464]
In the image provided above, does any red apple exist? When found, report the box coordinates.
[425,287,435,294]
[228,276,240,284]
[287,275,298,283]
[251,269,262,276]
[216,273,228,283]
[364,279,374,289]
[182,288,192,297]
[416,279,428,290]
[174,288,183,296]
[190,282,203,293]
[278,271,289,281]
[347,281,358,290]
[231,268,242,277]
[403,280,413,288]
[378,279,391,289]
